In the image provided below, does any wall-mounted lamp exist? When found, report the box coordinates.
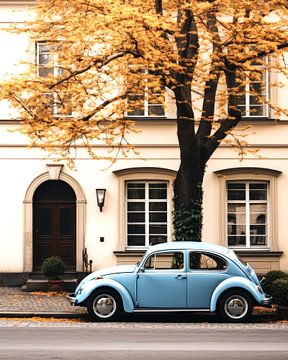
[96,188,106,212]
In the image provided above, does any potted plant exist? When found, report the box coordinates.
[41,256,65,291]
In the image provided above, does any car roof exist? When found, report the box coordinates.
[146,241,230,256]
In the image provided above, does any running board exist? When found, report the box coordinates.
[134,308,210,313]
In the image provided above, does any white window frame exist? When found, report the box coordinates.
[126,181,168,248]
[113,168,176,251]
[215,168,281,252]
[36,42,62,78]
[227,181,269,249]
[36,42,73,117]
[126,67,166,118]
[238,59,269,118]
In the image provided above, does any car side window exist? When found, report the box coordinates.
[144,252,184,270]
[189,252,227,271]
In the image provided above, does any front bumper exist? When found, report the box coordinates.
[67,293,77,305]
[261,294,273,307]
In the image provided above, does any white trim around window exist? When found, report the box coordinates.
[238,59,270,118]
[215,167,281,252]
[113,167,176,251]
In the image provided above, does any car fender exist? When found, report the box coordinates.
[210,276,262,312]
[75,278,135,313]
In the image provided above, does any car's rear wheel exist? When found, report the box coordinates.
[87,289,122,321]
[217,290,253,322]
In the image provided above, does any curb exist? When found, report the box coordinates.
[0,311,85,319]
[0,311,280,322]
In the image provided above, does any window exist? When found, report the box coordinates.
[126,181,168,247]
[237,60,269,117]
[144,252,184,270]
[36,42,62,78]
[227,181,268,248]
[126,67,165,117]
[189,252,227,270]
[36,42,72,116]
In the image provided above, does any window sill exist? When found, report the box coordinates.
[124,116,175,122]
[114,250,146,256]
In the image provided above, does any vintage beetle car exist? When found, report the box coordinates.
[68,242,271,322]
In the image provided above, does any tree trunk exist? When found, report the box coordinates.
[173,157,205,242]
[173,86,205,242]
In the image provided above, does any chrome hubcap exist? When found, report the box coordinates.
[93,294,116,318]
[224,295,248,319]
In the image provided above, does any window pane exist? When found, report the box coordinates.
[250,225,266,235]
[250,235,267,246]
[250,213,266,224]
[149,224,166,234]
[128,202,145,211]
[227,183,245,200]
[148,105,165,116]
[228,235,246,246]
[149,212,167,222]
[228,213,246,224]
[250,203,267,215]
[39,54,51,65]
[149,202,167,211]
[149,184,167,199]
[128,235,145,247]
[149,235,167,245]
[249,106,264,116]
[249,183,267,200]
[127,90,145,116]
[128,212,145,222]
[228,224,246,236]
[228,203,245,213]
[127,183,145,199]
[128,225,145,234]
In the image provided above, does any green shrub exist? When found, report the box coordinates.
[262,271,288,294]
[41,256,65,280]
[269,278,288,306]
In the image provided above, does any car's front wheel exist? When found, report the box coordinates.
[87,289,122,321]
[217,290,253,322]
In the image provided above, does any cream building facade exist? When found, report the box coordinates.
[0,1,287,286]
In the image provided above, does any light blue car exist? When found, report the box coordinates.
[68,241,272,322]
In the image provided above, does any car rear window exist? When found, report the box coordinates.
[189,252,228,270]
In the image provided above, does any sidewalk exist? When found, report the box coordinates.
[0,287,87,318]
[0,286,280,321]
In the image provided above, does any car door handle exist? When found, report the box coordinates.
[175,274,187,279]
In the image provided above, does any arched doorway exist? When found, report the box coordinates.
[33,180,76,271]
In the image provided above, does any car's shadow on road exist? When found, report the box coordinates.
[80,311,278,324]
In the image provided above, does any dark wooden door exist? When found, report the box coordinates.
[33,180,76,271]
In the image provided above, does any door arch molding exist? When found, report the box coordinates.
[23,170,86,272]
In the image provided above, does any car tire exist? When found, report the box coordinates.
[87,289,122,322]
[217,289,253,322]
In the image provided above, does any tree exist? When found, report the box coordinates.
[1,0,288,241]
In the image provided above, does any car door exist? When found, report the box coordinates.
[136,251,187,308]
[187,251,230,309]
